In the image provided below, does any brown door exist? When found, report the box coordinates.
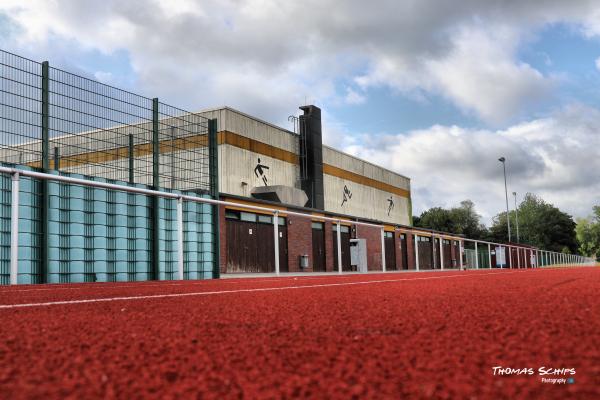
[226,211,285,274]
[332,226,351,271]
[433,238,440,269]
[443,240,452,269]
[255,222,274,272]
[226,218,260,273]
[418,236,433,269]
[312,222,325,272]
[384,232,396,270]
[400,234,408,270]
[255,215,288,273]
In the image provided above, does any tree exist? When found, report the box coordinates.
[489,193,577,252]
[415,200,487,239]
[416,207,452,232]
[576,206,600,260]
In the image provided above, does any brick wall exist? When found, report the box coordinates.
[406,233,415,270]
[286,215,313,272]
[355,225,383,271]
[394,233,403,270]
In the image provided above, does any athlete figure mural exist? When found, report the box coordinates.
[254,158,269,186]
[341,185,352,206]
[387,196,395,216]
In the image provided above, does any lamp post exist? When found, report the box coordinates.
[498,157,511,242]
[513,191,520,243]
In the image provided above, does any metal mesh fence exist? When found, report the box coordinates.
[0,51,42,165]
[0,49,210,192]
[0,49,217,285]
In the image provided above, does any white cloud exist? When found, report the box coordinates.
[1,0,600,220]
[595,56,600,71]
[2,0,600,124]
[336,104,600,223]
[343,87,366,105]
[425,25,552,124]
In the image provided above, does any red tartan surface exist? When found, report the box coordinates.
[0,267,598,399]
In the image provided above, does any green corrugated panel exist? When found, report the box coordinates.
[0,173,10,285]
[0,164,214,285]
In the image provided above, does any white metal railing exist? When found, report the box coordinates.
[1,165,595,285]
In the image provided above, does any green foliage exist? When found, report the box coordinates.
[489,193,578,252]
[415,200,487,239]
[576,206,600,260]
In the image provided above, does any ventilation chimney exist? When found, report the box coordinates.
[299,105,324,209]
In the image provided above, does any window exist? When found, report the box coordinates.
[258,215,273,224]
[225,210,240,220]
[332,225,350,233]
[311,222,324,230]
[240,212,257,222]
[384,232,394,238]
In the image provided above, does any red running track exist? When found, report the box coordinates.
[0,267,599,399]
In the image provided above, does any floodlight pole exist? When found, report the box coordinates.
[498,157,511,242]
[513,192,520,243]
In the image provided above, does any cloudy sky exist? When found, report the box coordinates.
[1,0,599,224]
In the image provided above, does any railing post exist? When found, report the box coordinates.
[274,211,280,276]
[459,241,463,270]
[151,98,161,281]
[41,60,50,284]
[517,247,521,269]
[474,241,479,269]
[10,172,20,285]
[439,237,444,270]
[177,196,184,280]
[381,228,386,272]
[488,243,492,269]
[414,235,420,271]
[208,118,220,279]
[336,221,342,274]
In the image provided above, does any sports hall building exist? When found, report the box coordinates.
[197,105,473,274]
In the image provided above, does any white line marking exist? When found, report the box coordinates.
[0,275,360,293]
[0,271,520,310]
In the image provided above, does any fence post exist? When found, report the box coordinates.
[208,118,220,279]
[488,243,492,269]
[459,241,463,270]
[177,196,184,280]
[128,134,134,184]
[274,211,280,276]
[517,247,521,269]
[53,147,59,171]
[10,172,20,285]
[474,241,479,269]
[41,60,50,284]
[381,228,386,272]
[151,98,161,280]
[336,221,342,273]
